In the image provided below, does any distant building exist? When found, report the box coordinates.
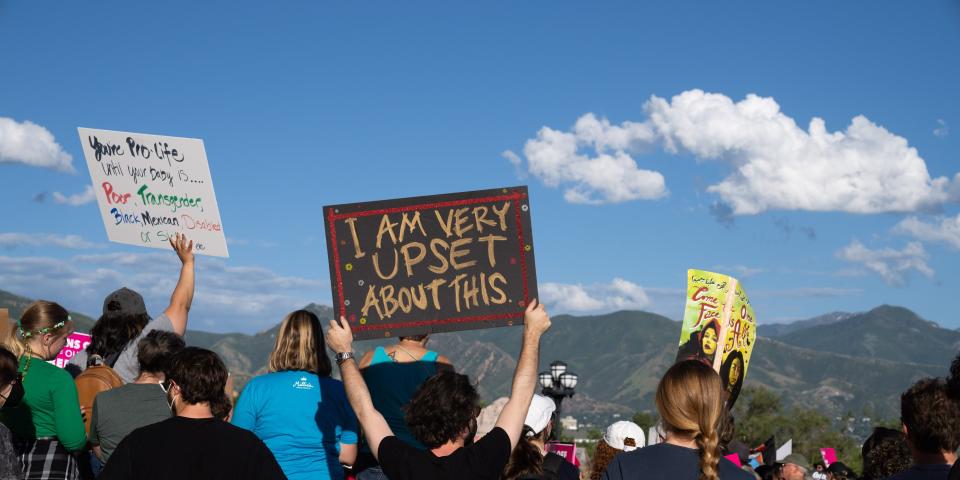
[561,415,578,432]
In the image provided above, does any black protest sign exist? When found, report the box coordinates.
[323,186,538,340]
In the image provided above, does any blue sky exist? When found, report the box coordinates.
[1,1,959,332]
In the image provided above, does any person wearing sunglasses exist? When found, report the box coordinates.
[0,346,24,480]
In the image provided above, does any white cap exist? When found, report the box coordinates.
[524,394,556,436]
[603,421,645,452]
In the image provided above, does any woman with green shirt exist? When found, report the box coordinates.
[0,301,86,480]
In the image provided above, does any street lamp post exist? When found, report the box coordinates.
[539,360,578,440]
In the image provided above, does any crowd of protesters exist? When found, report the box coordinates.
[0,234,957,480]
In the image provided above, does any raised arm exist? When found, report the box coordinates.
[163,233,195,335]
[494,299,551,449]
[326,318,394,460]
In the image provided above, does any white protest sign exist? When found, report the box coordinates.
[77,127,229,257]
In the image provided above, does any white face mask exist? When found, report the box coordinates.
[160,381,179,412]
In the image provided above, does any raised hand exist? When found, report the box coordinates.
[326,317,354,354]
[523,298,551,338]
[169,232,194,265]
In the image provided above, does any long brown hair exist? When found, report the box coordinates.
[501,425,548,480]
[268,310,332,376]
[656,360,723,480]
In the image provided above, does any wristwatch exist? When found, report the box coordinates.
[335,351,355,365]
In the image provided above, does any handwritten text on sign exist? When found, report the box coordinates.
[76,127,229,257]
[324,187,538,340]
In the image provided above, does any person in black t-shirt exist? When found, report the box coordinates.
[100,347,285,480]
[325,299,552,480]
[602,361,752,480]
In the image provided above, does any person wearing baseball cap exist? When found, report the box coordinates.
[780,453,811,480]
[69,233,197,383]
[501,394,579,480]
[591,421,645,480]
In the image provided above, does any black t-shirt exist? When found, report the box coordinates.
[601,443,753,480]
[100,416,286,480]
[888,464,953,480]
[378,426,512,480]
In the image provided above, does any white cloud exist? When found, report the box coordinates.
[934,119,949,138]
[0,252,327,332]
[0,232,101,250]
[836,240,934,286]
[52,185,96,206]
[518,114,667,204]
[894,214,960,250]
[540,277,650,312]
[0,117,74,172]
[511,90,952,214]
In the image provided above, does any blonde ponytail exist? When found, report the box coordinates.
[695,421,720,480]
[655,360,724,480]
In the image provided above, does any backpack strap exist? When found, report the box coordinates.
[541,452,564,480]
[105,351,122,368]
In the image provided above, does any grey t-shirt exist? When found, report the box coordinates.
[90,383,171,462]
[70,313,175,383]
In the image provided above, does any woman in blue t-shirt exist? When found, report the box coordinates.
[233,310,358,480]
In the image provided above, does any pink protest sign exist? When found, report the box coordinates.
[820,447,837,467]
[53,332,91,368]
[724,453,742,467]
[545,442,579,467]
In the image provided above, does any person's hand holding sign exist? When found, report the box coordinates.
[169,232,194,266]
[164,232,196,336]
[522,299,550,339]
[326,317,354,354]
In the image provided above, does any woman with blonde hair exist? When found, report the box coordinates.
[601,360,751,480]
[232,309,358,480]
[0,301,86,480]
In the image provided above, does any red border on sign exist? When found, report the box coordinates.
[327,191,530,332]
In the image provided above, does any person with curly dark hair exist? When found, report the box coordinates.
[861,427,911,480]
[888,377,960,480]
[326,299,552,480]
[69,233,197,383]
[99,348,284,479]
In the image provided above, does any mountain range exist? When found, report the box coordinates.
[2,289,956,420]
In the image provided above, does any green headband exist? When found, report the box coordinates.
[18,316,71,338]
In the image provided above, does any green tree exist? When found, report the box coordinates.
[632,411,657,431]
[731,386,863,474]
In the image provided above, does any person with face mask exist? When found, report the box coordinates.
[0,301,85,480]
[0,346,24,480]
[89,331,185,466]
[99,347,284,480]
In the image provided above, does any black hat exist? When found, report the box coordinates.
[827,462,855,476]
